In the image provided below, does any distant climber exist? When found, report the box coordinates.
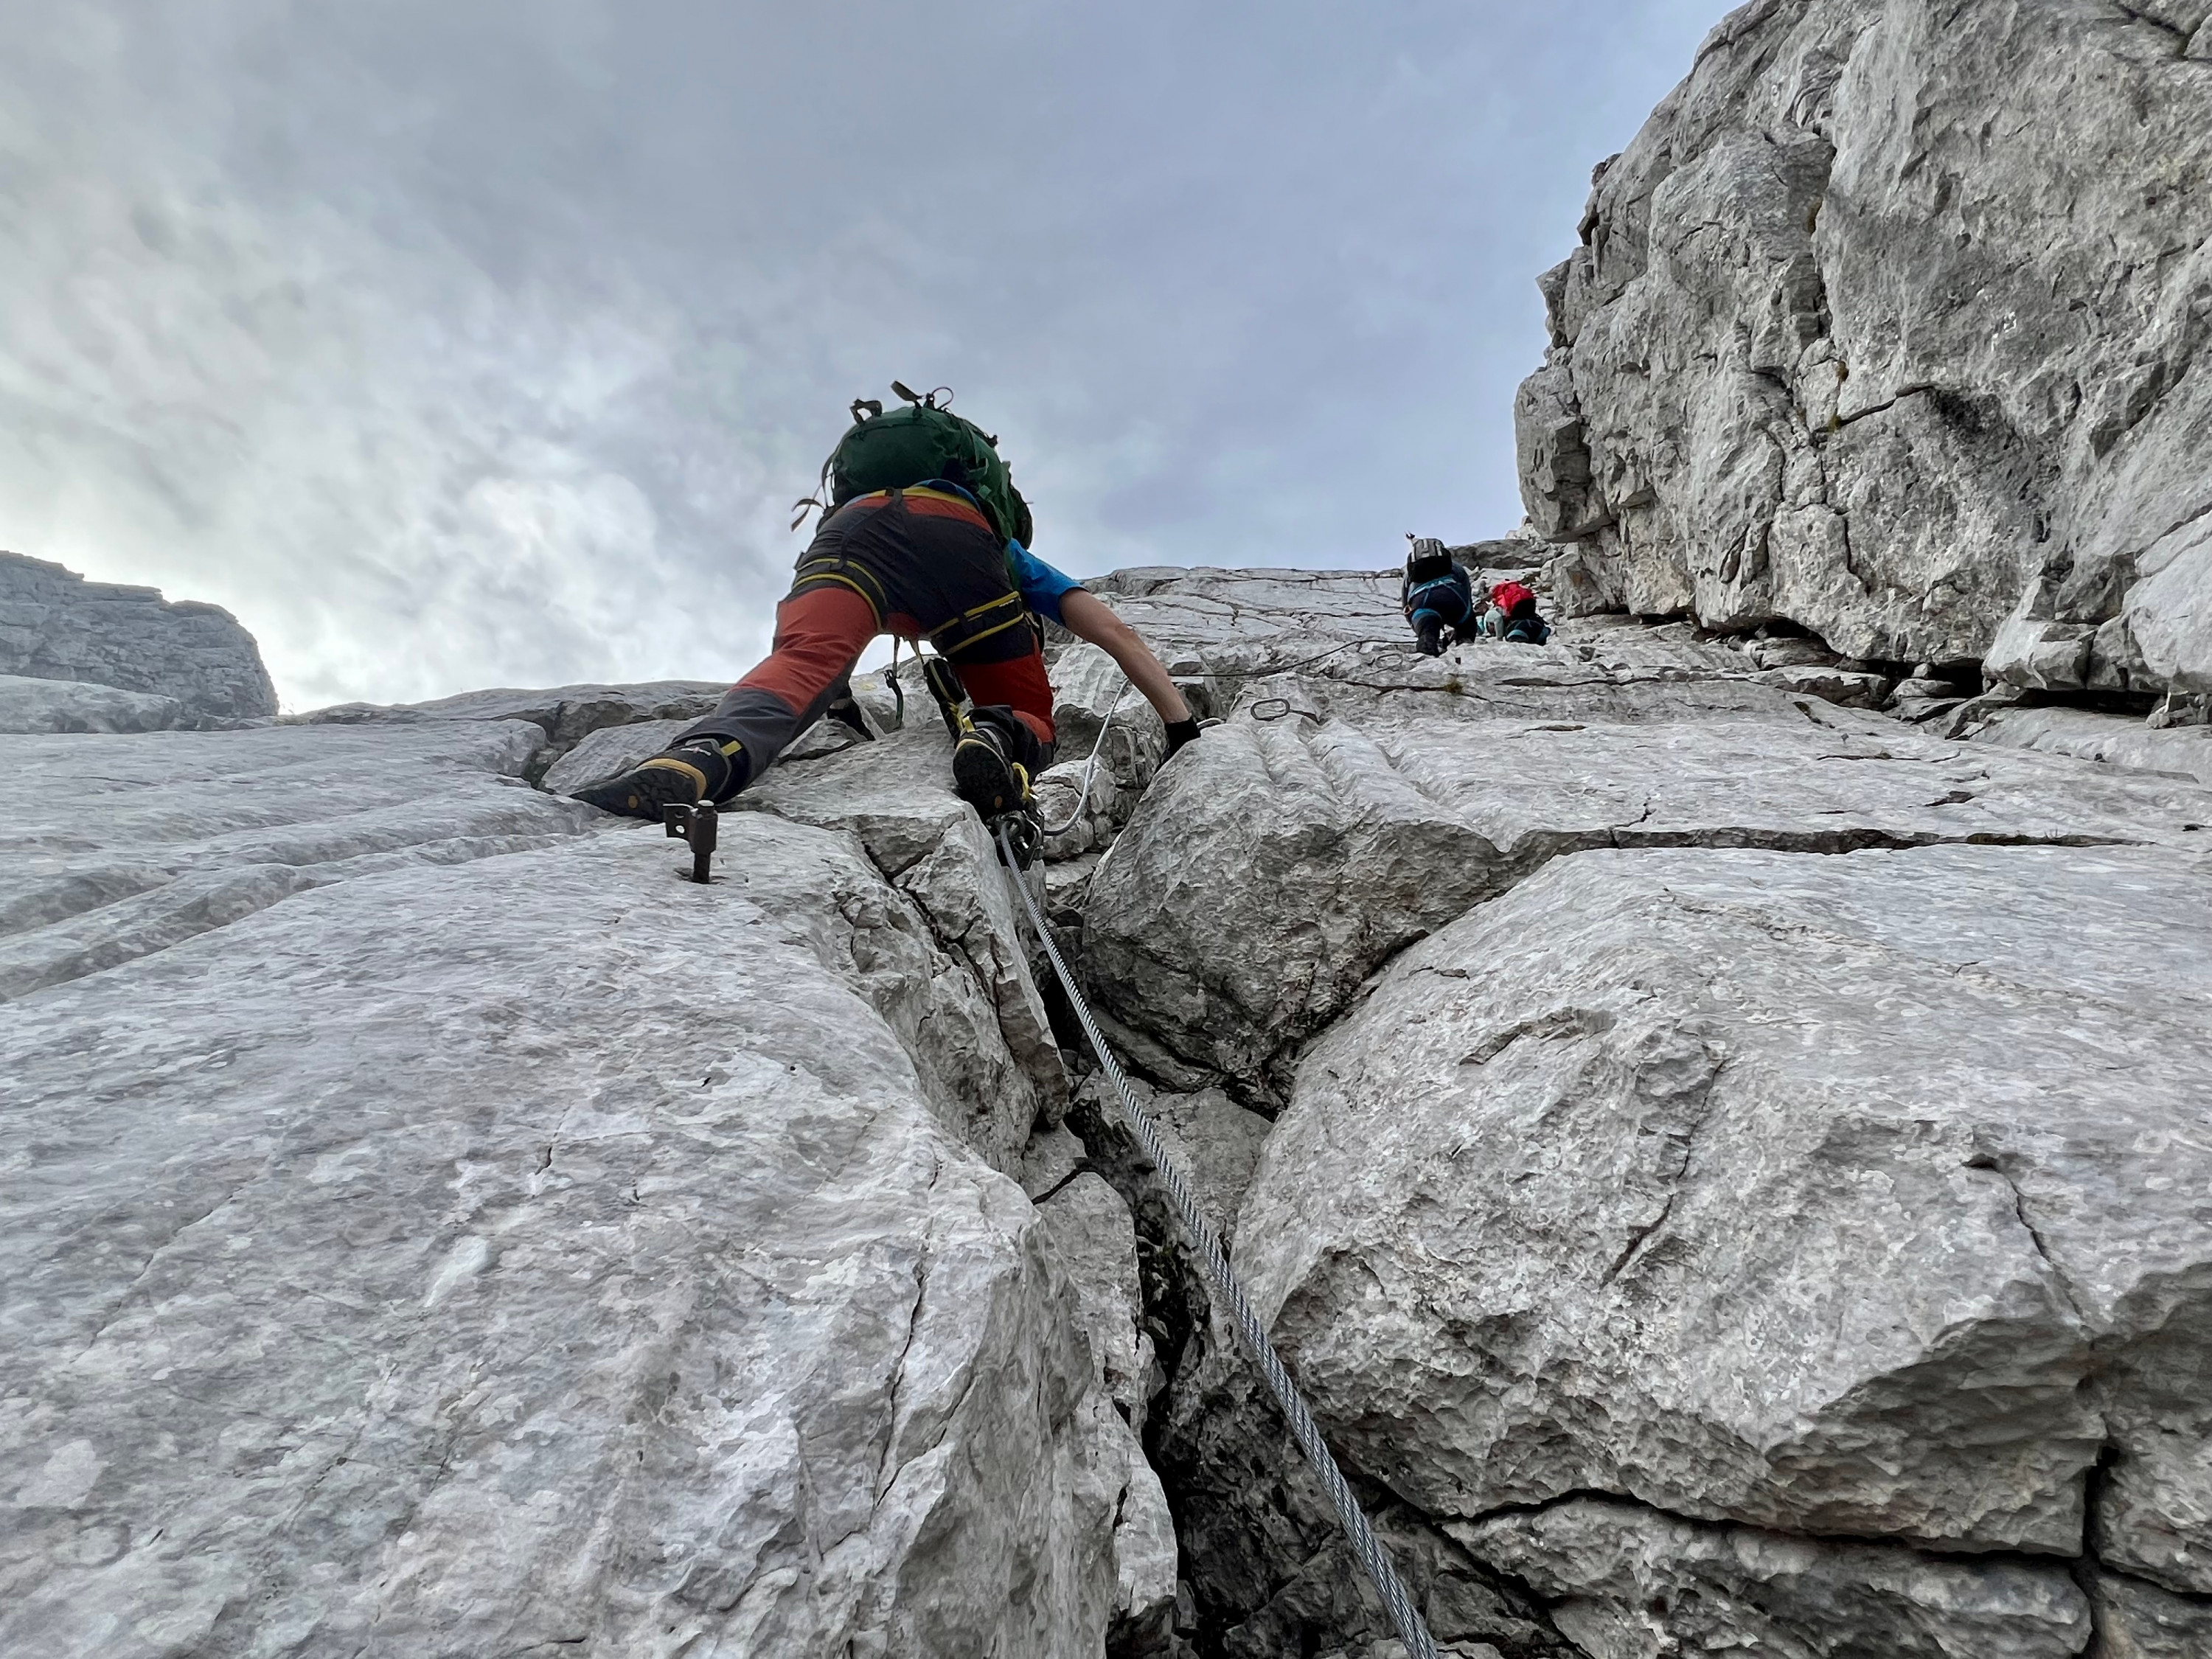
[1402,535,1477,656]
[1475,577,1552,645]
[574,385,1198,824]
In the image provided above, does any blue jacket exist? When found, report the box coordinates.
[1008,540,1085,627]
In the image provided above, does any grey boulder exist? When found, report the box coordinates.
[1,706,1152,1655]
[1233,843,2212,1579]
[295,679,728,753]
[0,720,594,1004]
[1086,663,2211,1103]
[1458,1498,2090,1659]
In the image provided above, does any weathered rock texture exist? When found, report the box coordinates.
[1085,573,2210,1108]
[1068,568,2212,1659]
[13,555,2212,1659]
[0,674,185,735]
[1,682,1161,1656]
[1970,702,2212,789]
[0,552,276,717]
[1513,0,2212,700]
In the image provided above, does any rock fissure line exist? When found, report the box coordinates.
[871,1155,942,1506]
[1972,1156,2096,1329]
[1453,1481,2113,1576]
[2110,3,2195,49]
[1601,1059,1725,1287]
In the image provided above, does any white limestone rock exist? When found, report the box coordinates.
[1231,844,2212,1575]
[1083,566,1415,681]
[1054,641,1166,781]
[540,717,693,795]
[0,720,595,1004]
[1017,1128,1180,1649]
[1144,1084,1275,1247]
[0,736,1144,1656]
[1513,0,2212,687]
[0,673,184,734]
[1085,667,2212,1101]
[737,713,1070,1166]
[296,679,728,749]
[541,669,912,796]
[1971,703,2212,790]
[0,552,276,717]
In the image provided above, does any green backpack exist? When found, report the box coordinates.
[797,383,1033,552]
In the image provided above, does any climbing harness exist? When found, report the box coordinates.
[994,819,1440,1659]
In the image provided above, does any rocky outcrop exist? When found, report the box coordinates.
[1512,0,2212,701]
[1058,568,2212,1658]
[0,552,276,717]
[1967,701,2212,788]
[0,684,1161,1655]
[1084,572,2209,1109]
[11,555,2212,1659]
[294,680,728,745]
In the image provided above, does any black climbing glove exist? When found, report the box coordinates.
[1164,717,1201,758]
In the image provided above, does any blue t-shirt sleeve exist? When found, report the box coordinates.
[1007,540,1085,627]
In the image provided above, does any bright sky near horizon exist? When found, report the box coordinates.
[0,2,1721,711]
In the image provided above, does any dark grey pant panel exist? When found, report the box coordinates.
[675,680,849,799]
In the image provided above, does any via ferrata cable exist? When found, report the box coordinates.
[993,819,1440,1659]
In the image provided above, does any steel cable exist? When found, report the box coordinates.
[995,823,1440,1659]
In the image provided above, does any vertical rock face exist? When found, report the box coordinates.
[1513,0,2212,695]
[0,552,278,718]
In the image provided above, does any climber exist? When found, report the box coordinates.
[574,386,1197,825]
[1402,535,1477,656]
[1475,577,1554,645]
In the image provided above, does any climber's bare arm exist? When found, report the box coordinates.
[1057,588,1193,725]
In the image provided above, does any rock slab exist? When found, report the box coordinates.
[0,722,1147,1656]
[1227,844,2212,1621]
[0,674,185,735]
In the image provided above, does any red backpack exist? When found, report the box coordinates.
[1490,580,1537,619]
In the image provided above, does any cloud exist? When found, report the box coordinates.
[0,1,1719,709]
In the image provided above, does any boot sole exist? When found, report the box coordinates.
[953,734,1024,817]
[572,762,705,821]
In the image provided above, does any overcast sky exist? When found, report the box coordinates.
[0,1,1719,710]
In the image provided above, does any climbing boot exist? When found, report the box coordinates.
[572,738,745,821]
[952,719,1032,819]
